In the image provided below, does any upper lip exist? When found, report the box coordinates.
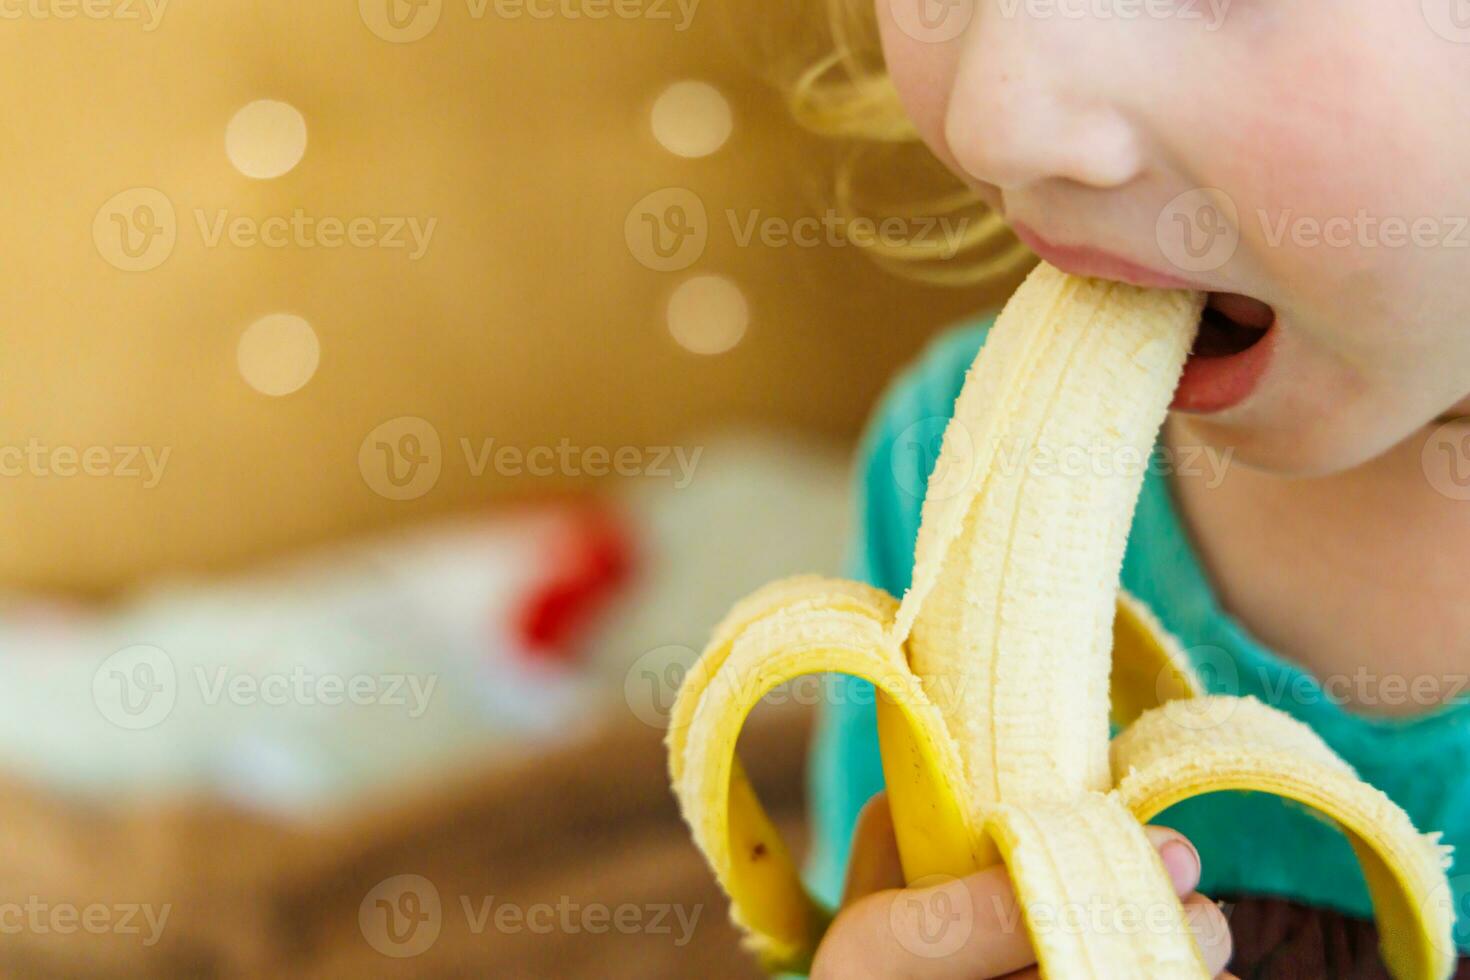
[1011,221,1204,292]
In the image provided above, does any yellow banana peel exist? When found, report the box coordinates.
[666,263,1456,978]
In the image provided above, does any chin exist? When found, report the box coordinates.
[1169,410,1397,481]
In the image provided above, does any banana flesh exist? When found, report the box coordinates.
[666,262,1456,978]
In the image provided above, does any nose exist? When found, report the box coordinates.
[942,12,1145,192]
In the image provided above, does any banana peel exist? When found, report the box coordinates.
[666,263,1456,978]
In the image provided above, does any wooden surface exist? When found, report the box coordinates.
[0,707,812,978]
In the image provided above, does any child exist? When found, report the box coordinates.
[796,2,1470,976]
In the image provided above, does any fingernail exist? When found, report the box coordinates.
[1145,828,1201,893]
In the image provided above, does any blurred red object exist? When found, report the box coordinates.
[513,504,636,663]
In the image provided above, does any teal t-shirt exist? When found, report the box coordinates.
[808,319,1470,954]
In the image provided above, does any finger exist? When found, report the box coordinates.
[899,894,1232,980]
[988,957,1240,979]
[841,793,905,906]
[1182,893,1234,977]
[816,826,1209,980]
[1142,825,1203,896]
[842,814,1198,907]
[817,862,1038,980]
[997,965,1239,979]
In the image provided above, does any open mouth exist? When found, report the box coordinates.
[1173,292,1277,414]
[1194,292,1274,358]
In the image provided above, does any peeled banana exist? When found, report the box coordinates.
[666,262,1456,978]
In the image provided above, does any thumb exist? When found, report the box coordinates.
[841,793,906,905]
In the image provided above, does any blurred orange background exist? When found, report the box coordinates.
[0,3,1020,976]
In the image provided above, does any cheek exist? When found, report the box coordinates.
[876,3,964,173]
[1207,38,1447,344]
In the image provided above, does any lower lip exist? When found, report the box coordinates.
[1171,320,1277,414]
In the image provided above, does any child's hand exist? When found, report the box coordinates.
[811,795,1235,979]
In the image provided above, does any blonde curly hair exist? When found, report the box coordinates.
[777,0,1033,285]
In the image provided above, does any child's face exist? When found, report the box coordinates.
[878,1,1470,476]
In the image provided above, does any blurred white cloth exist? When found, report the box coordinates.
[0,508,606,813]
[0,429,852,815]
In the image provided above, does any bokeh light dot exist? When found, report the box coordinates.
[650,81,733,159]
[237,314,320,396]
[226,100,308,179]
[667,275,748,355]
